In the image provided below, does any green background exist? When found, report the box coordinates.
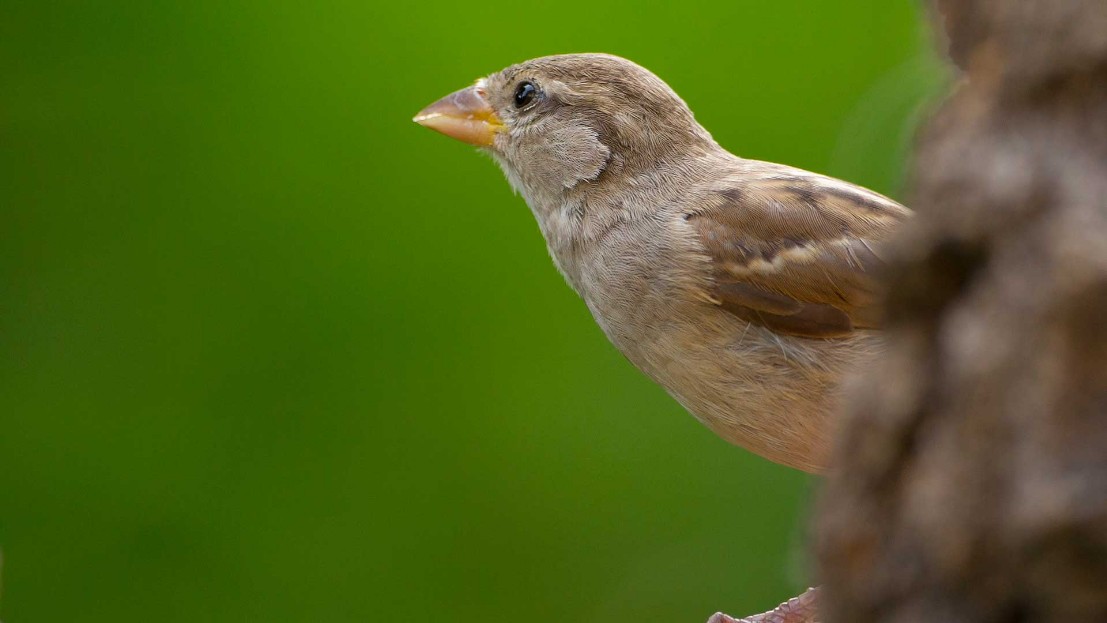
[1,2,944,621]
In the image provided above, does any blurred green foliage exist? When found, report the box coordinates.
[1,1,944,621]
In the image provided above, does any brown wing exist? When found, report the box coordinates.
[684,173,911,339]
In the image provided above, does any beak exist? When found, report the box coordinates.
[413,85,504,147]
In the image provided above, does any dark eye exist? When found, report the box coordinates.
[514,81,537,108]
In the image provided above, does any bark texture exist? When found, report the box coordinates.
[818,1,1107,622]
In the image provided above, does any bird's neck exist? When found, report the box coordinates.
[507,145,731,291]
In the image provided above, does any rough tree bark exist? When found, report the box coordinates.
[817,1,1107,622]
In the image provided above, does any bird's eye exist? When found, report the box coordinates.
[514,81,537,108]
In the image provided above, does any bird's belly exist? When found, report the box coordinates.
[563,219,878,473]
[590,293,869,473]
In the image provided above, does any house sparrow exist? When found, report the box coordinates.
[414,54,909,474]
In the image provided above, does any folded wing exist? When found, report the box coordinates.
[685,173,911,339]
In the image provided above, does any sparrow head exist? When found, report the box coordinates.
[414,54,716,199]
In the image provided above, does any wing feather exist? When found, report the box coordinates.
[685,172,910,339]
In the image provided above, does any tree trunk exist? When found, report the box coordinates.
[817,1,1107,622]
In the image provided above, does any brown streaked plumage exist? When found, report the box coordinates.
[414,53,910,473]
[687,174,907,338]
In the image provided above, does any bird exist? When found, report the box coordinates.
[413,53,910,475]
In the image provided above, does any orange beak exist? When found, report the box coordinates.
[413,85,504,147]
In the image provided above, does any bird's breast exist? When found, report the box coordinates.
[551,211,863,472]
[559,212,721,386]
